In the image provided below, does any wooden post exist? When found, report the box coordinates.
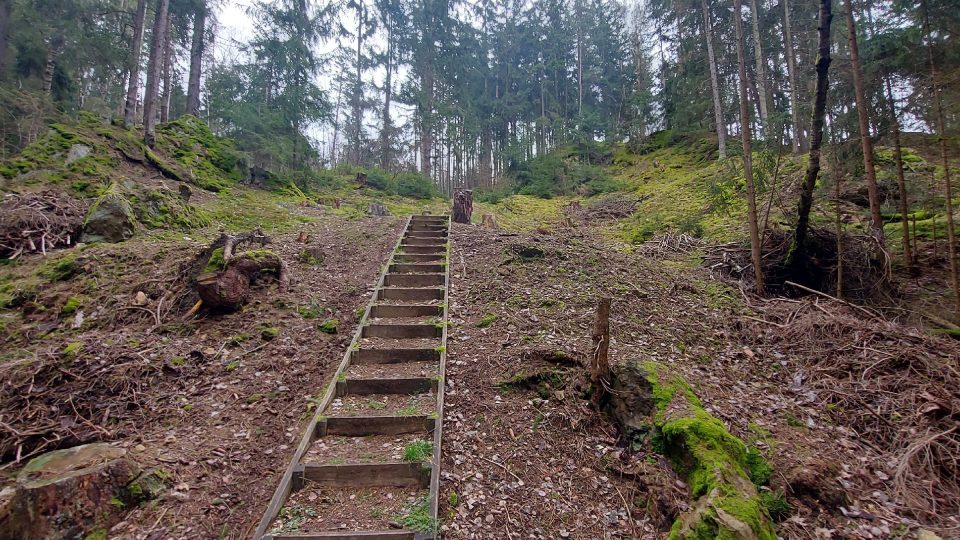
[591,298,611,408]
[453,189,473,224]
[480,214,497,229]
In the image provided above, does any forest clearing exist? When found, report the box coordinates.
[1,0,959,538]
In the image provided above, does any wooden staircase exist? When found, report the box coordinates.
[254,215,451,540]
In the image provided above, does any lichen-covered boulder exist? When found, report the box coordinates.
[1,443,139,540]
[81,190,135,243]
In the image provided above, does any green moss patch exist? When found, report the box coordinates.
[318,319,339,334]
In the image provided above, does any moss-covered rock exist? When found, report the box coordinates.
[81,185,135,243]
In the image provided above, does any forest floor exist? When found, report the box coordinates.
[1,198,958,539]
[1,120,959,540]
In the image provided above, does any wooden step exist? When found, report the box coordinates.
[369,304,443,318]
[362,324,441,339]
[318,415,436,437]
[401,238,445,247]
[409,216,448,222]
[378,288,444,301]
[336,377,437,397]
[406,222,446,230]
[383,274,444,287]
[265,532,416,540]
[293,462,431,489]
[393,253,444,263]
[351,348,440,364]
[399,245,445,254]
[404,230,447,238]
[388,263,444,274]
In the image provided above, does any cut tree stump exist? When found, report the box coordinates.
[591,298,612,408]
[1,443,152,540]
[453,190,473,224]
[368,203,389,217]
[480,214,497,229]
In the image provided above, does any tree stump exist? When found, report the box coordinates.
[2,443,149,540]
[453,189,473,224]
[591,298,612,408]
[480,214,497,229]
[368,203,389,216]
[191,230,288,312]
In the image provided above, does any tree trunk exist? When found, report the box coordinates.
[590,298,611,409]
[749,0,770,136]
[380,26,393,170]
[143,0,170,147]
[923,0,960,315]
[884,77,914,274]
[420,68,434,178]
[186,1,206,116]
[41,37,62,96]
[702,0,726,160]
[789,0,832,272]
[452,190,473,224]
[844,0,884,245]
[160,13,172,123]
[123,0,148,127]
[782,0,801,153]
[733,0,766,295]
[0,0,12,80]
[351,1,365,165]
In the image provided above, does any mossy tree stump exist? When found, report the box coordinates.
[193,230,289,312]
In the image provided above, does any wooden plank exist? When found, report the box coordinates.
[323,415,436,436]
[336,377,437,396]
[383,274,445,287]
[392,254,444,263]
[399,245,445,254]
[265,532,415,540]
[298,462,431,488]
[388,263,444,274]
[404,230,447,237]
[402,237,445,247]
[369,304,443,318]
[352,348,440,364]
[378,288,444,301]
[362,324,440,339]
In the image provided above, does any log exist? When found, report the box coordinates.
[453,189,473,224]
[591,298,612,408]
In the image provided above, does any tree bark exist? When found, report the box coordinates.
[923,0,960,315]
[452,190,473,224]
[160,13,172,123]
[749,0,770,136]
[590,298,611,409]
[123,0,148,127]
[733,0,766,295]
[143,0,170,147]
[844,0,884,245]
[0,0,12,80]
[884,77,913,274]
[701,0,726,159]
[186,1,206,116]
[782,0,801,153]
[789,0,832,272]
